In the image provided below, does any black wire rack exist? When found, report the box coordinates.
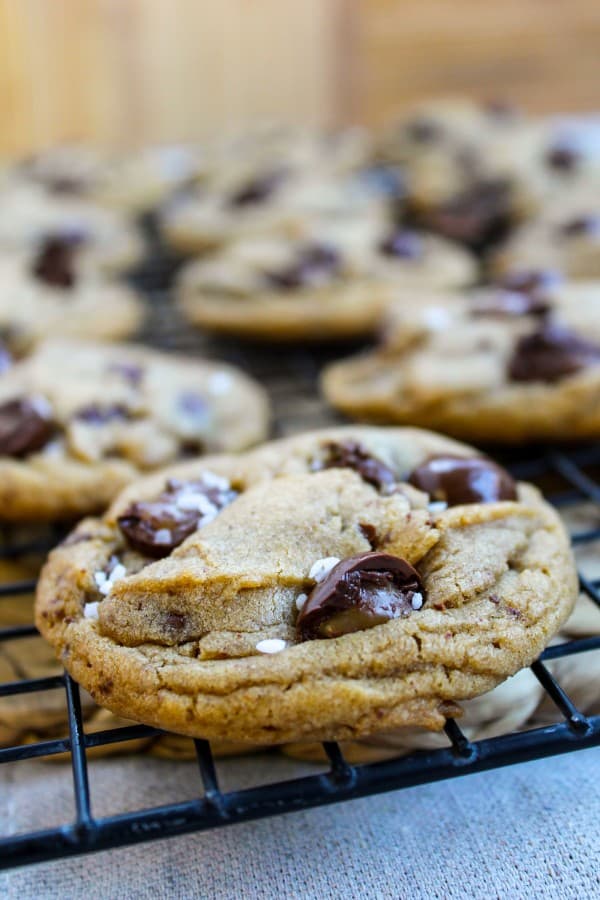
[0,282,599,871]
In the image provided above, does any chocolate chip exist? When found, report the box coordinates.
[318,441,396,491]
[229,170,285,207]
[378,229,422,259]
[165,612,186,630]
[407,118,440,143]
[297,552,425,640]
[470,290,550,318]
[508,322,600,383]
[359,523,378,548]
[497,269,563,296]
[265,243,341,291]
[546,144,579,172]
[408,455,517,505]
[107,362,144,387]
[74,404,131,424]
[560,216,600,238]
[31,236,80,288]
[421,178,512,250]
[117,477,237,557]
[0,397,54,457]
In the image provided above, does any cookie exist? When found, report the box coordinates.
[0,181,144,275]
[35,426,576,746]
[492,198,600,280]
[0,245,144,354]
[176,230,392,341]
[161,166,388,257]
[0,338,270,520]
[322,280,600,442]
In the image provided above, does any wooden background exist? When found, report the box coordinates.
[1,0,599,156]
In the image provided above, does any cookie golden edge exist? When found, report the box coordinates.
[35,426,578,745]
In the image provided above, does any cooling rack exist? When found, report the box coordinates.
[0,286,599,871]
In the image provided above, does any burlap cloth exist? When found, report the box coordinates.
[0,746,598,898]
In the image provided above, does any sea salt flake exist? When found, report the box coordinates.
[256,638,286,654]
[428,501,448,513]
[295,592,308,611]
[199,470,230,491]
[154,528,173,543]
[207,371,234,395]
[309,557,340,583]
[411,593,424,610]
[84,602,99,619]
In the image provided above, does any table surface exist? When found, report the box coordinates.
[0,747,598,899]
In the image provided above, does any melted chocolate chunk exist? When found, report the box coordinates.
[0,397,54,457]
[378,229,422,259]
[560,216,600,239]
[546,145,579,172]
[471,290,550,318]
[117,477,237,557]
[508,323,600,383]
[319,441,396,492]
[229,170,285,207]
[32,236,81,289]
[408,455,517,505]
[265,243,341,291]
[297,552,425,640]
[421,178,512,251]
[74,404,131,424]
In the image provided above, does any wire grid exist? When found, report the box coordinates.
[0,287,599,870]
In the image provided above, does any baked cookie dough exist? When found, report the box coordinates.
[323,278,600,442]
[160,166,388,257]
[492,198,600,280]
[0,242,144,354]
[36,426,576,746]
[0,338,270,520]
[176,230,391,341]
[0,181,144,275]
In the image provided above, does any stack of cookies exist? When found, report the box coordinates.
[0,100,597,763]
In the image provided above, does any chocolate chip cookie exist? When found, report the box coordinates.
[0,243,144,354]
[0,338,270,520]
[36,426,576,745]
[0,180,144,274]
[323,279,600,442]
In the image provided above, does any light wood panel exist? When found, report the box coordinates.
[357,0,600,125]
[0,0,599,157]
[0,0,339,155]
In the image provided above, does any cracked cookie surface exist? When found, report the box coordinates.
[35,426,576,745]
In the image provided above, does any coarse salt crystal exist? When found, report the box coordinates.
[176,492,217,516]
[423,306,452,331]
[94,571,107,588]
[295,592,308,611]
[428,501,448,513]
[199,470,230,491]
[256,638,286,654]
[411,593,424,610]
[308,557,340,583]
[109,564,127,582]
[207,371,234,395]
[84,602,99,619]
[154,528,173,543]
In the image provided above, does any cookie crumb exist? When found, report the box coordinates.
[256,638,286,654]
[309,557,341,582]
